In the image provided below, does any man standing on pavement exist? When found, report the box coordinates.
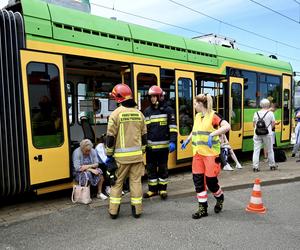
[252,98,277,172]
[143,85,177,200]
[105,83,147,219]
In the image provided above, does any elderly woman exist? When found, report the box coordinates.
[252,98,277,172]
[72,139,107,200]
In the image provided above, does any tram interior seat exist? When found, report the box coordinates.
[80,116,99,145]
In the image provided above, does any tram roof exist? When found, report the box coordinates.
[16,0,293,73]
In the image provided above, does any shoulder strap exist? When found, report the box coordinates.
[261,111,269,119]
[256,111,261,119]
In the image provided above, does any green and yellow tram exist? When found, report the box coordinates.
[0,0,293,197]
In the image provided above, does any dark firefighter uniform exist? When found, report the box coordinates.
[144,100,177,199]
[106,84,147,219]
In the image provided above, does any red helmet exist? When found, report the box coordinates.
[110,84,133,103]
[148,85,163,99]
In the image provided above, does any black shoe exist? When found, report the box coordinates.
[270,165,278,171]
[160,191,168,200]
[214,194,224,214]
[253,168,260,172]
[131,205,141,219]
[109,213,118,219]
[143,191,157,198]
[192,202,208,219]
[296,159,300,163]
[292,153,295,157]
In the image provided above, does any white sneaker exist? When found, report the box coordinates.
[223,164,234,171]
[236,163,243,169]
[97,193,108,200]
[105,186,111,196]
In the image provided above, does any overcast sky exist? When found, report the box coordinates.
[1,0,299,80]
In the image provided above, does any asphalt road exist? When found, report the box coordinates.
[1,182,300,250]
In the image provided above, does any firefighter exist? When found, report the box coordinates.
[181,93,230,219]
[143,85,177,200]
[105,83,147,219]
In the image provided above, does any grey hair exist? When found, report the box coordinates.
[260,98,270,109]
[80,139,93,151]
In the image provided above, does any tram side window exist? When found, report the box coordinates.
[283,89,290,125]
[242,71,257,108]
[77,82,116,125]
[259,74,281,107]
[197,80,224,117]
[67,82,73,125]
[27,62,64,148]
[231,83,242,131]
[137,73,157,112]
[160,69,175,110]
[178,78,193,136]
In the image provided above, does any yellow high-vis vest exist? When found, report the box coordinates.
[192,111,220,156]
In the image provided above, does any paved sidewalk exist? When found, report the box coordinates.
[1,156,300,227]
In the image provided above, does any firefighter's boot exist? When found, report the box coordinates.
[131,205,141,219]
[109,206,120,219]
[158,181,168,200]
[192,202,208,219]
[143,183,158,198]
[159,190,168,200]
[214,194,224,214]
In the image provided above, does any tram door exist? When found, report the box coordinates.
[20,51,70,185]
[175,70,194,161]
[228,77,244,149]
[281,74,292,141]
[133,64,160,112]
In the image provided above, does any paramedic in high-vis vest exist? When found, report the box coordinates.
[181,93,230,219]
[105,84,147,219]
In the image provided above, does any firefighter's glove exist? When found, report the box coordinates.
[169,142,176,153]
[181,138,190,150]
[207,135,213,148]
[106,157,118,186]
[107,171,117,186]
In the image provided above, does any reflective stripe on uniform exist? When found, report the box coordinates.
[147,140,169,145]
[158,178,168,185]
[115,146,142,153]
[131,197,142,205]
[114,145,142,157]
[110,197,122,204]
[192,140,219,146]
[192,131,211,136]
[145,114,168,124]
[169,124,178,133]
[120,123,125,148]
[148,179,158,186]
[147,140,169,149]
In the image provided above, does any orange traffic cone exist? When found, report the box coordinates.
[245,178,266,214]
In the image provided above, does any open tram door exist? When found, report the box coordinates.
[281,74,292,141]
[133,64,160,112]
[20,51,70,187]
[228,77,244,149]
[175,70,195,161]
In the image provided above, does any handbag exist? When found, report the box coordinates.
[71,172,92,204]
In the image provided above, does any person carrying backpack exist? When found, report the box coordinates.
[252,99,277,172]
